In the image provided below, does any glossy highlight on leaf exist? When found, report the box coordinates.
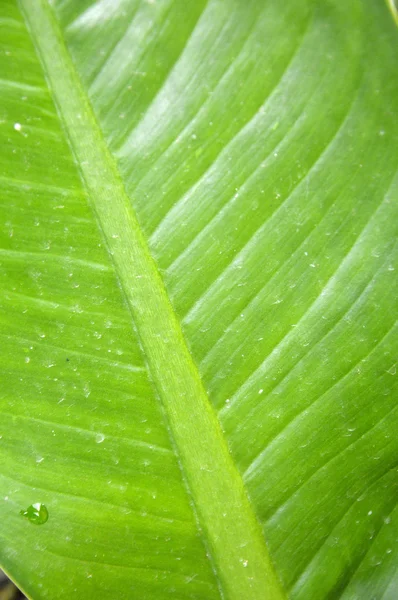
[0,1,397,599]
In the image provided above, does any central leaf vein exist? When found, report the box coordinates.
[19,1,286,599]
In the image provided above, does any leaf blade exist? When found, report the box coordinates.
[13,0,286,598]
[1,0,397,598]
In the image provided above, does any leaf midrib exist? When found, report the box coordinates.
[19,1,285,598]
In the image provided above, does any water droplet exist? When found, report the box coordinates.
[14,122,22,131]
[71,304,83,314]
[20,503,49,525]
[95,433,105,444]
[240,558,248,567]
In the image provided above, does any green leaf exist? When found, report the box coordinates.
[0,1,397,599]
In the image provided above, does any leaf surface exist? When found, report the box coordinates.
[0,1,397,599]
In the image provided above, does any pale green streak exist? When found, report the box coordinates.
[19,0,285,598]
[386,0,398,25]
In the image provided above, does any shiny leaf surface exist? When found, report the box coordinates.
[0,1,397,599]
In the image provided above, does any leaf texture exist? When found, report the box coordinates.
[0,0,397,599]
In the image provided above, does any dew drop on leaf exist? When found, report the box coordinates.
[20,502,49,525]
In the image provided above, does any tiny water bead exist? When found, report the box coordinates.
[20,503,49,525]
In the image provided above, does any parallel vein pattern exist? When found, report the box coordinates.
[0,0,397,599]
[16,1,285,599]
[56,0,398,598]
